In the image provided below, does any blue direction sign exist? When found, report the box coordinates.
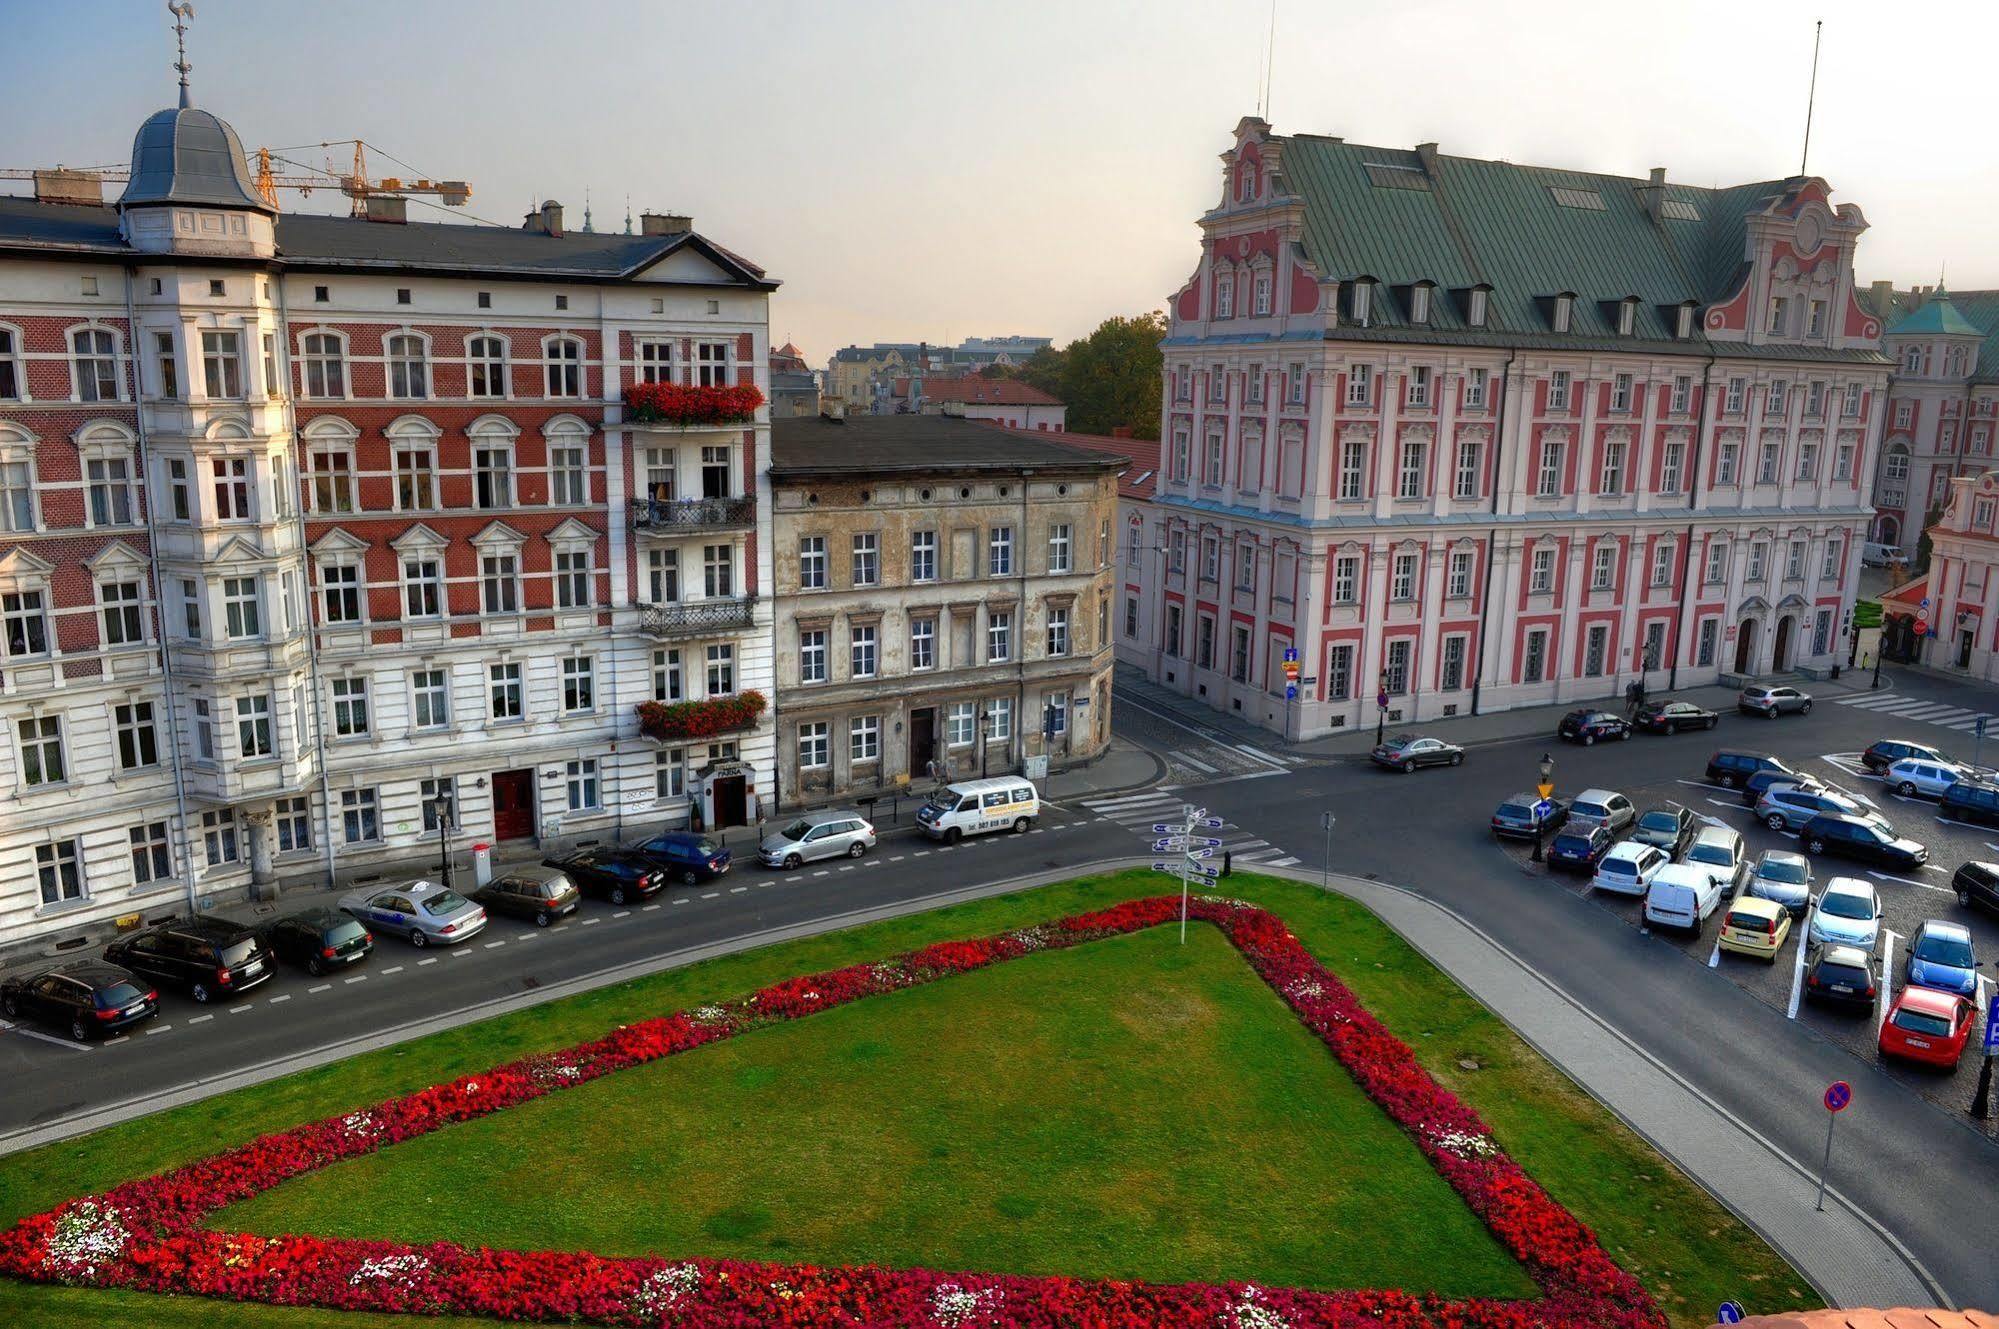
[1532,798,1555,820]
[1286,684,1298,700]
[1201,817,1225,828]
[1823,1080,1852,1113]
[1283,645,1300,663]
[1716,1302,1744,1325]
[1984,1013,1999,1055]
[1151,823,1181,834]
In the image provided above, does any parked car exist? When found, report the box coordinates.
[1566,788,1636,835]
[630,831,732,884]
[1952,860,1999,915]
[1630,804,1696,857]
[1939,779,1999,828]
[1756,782,1863,832]
[0,960,157,1042]
[1718,896,1792,960]
[1682,825,1749,894]
[1884,757,1969,800]
[1863,738,1956,775]
[1741,768,1821,808]
[1738,684,1813,718]
[546,847,666,906]
[918,777,1041,841]
[1707,750,1791,789]
[1634,699,1720,734]
[1558,709,1631,746]
[1878,987,1976,1069]
[760,810,879,868]
[1904,920,1979,997]
[104,915,275,1003]
[1860,540,1907,568]
[1370,733,1465,772]
[1644,863,1725,933]
[1807,877,1884,951]
[1546,823,1613,872]
[1745,849,1815,913]
[1803,942,1880,1011]
[1800,814,1928,870]
[1490,793,1567,841]
[1591,841,1669,897]
[472,866,581,927]
[264,907,373,976]
[338,880,487,949]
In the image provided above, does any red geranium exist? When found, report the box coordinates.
[625,381,764,426]
[635,690,767,742]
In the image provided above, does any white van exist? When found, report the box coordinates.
[1860,541,1906,567]
[1644,862,1725,933]
[916,777,1040,842]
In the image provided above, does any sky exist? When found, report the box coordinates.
[5,0,1997,363]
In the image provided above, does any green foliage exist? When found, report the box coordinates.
[1002,314,1166,439]
[1916,503,1944,572]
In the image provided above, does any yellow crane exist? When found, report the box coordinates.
[1,139,469,215]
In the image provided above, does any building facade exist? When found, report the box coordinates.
[768,415,1118,806]
[769,341,820,418]
[1126,118,1890,740]
[1917,467,1999,677]
[889,375,1067,430]
[1866,286,1999,551]
[0,97,778,954]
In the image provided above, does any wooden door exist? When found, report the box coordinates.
[492,769,535,840]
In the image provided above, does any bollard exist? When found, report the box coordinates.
[1973,1054,1993,1120]
[1222,849,1232,878]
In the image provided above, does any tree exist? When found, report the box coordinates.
[1051,312,1166,440]
[1916,503,1944,573]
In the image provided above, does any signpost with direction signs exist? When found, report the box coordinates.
[1283,645,1301,702]
[1152,804,1225,944]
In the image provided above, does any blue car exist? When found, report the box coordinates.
[1545,824,1612,872]
[1905,920,1979,997]
[630,831,732,886]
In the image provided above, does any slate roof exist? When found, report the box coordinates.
[1873,287,1999,381]
[892,377,1061,406]
[120,107,270,213]
[1005,427,1159,500]
[770,414,1124,478]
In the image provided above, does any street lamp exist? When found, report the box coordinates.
[1530,751,1555,864]
[1320,810,1335,893]
[430,792,455,891]
[1375,671,1389,748]
[978,707,992,779]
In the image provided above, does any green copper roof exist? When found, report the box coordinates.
[1884,289,1983,337]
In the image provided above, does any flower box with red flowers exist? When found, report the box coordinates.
[625,381,764,427]
[635,690,767,742]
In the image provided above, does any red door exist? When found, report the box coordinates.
[491,769,535,840]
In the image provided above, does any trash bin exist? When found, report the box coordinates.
[472,842,494,887]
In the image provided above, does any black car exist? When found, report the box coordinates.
[1803,942,1880,1011]
[265,908,373,976]
[1634,700,1719,734]
[630,831,732,885]
[0,960,157,1042]
[548,848,668,905]
[1939,779,1999,829]
[1490,793,1568,841]
[1557,709,1631,745]
[1545,824,1613,872]
[1630,804,1697,857]
[1799,813,1928,870]
[1706,750,1789,789]
[1370,733,1465,772]
[1861,738,1955,775]
[1952,861,1999,915]
[104,916,275,1004]
[1741,767,1821,808]
[472,867,582,927]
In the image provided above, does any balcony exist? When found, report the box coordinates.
[629,495,754,533]
[638,595,757,639]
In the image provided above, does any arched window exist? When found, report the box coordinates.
[0,325,22,401]
[545,337,582,398]
[301,332,347,398]
[1884,445,1910,484]
[387,334,428,399]
[468,334,507,398]
[72,328,119,402]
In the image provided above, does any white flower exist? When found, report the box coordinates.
[1219,1286,1291,1329]
[340,1110,381,1139]
[1009,926,1050,951]
[349,1253,430,1287]
[1431,1129,1498,1159]
[42,1201,130,1282]
[690,1004,729,1025]
[932,1282,1003,1326]
[631,1263,702,1315]
[869,962,907,985]
[1284,979,1325,1002]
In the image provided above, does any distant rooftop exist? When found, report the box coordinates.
[770,413,1122,478]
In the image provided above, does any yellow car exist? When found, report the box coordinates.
[1718,895,1791,960]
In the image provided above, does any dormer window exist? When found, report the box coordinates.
[1410,283,1433,324]
[1807,299,1827,338]
[1675,303,1695,340]
[1616,297,1638,337]
[1252,271,1272,317]
[1350,281,1373,327]
[1467,286,1489,328]
[1215,274,1234,320]
[1903,345,1923,375]
[1767,295,1788,335]
[1551,294,1573,334]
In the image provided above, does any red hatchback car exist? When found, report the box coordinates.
[1877,986,1976,1069]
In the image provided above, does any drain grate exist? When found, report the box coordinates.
[521,975,540,990]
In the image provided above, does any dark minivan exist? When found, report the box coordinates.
[0,960,157,1042]
[104,916,275,1004]
[1953,860,1999,915]
[1707,750,1789,789]
[1799,814,1928,870]
[1939,779,1999,829]
[265,907,373,976]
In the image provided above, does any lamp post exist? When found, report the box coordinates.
[430,793,454,891]
[1871,648,1883,690]
[1530,751,1554,864]
[978,707,992,779]
[1375,672,1389,748]
[1320,810,1335,893]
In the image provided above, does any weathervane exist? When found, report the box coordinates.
[168,1,195,108]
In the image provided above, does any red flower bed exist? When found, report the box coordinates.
[635,689,767,742]
[0,895,1663,1328]
[625,381,764,426]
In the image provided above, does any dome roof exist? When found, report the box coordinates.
[118,107,271,213]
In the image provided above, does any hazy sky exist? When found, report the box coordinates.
[5,0,1996,362]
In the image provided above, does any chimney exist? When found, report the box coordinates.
[1111,426,1133,439]
[1414,142,1441,179]
[540,199,564,237]
[364,195,407,224]
[640,212,692,236]
[1870,279,1895,316]
[33,168,105,207]
[1636,166,1666,222]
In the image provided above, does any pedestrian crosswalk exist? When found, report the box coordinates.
[1832,691,1996,734]
[1074,791,1302,869]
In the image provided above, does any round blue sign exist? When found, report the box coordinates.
[1717,1301,1744,1324]
[1823,1080,1851,1113]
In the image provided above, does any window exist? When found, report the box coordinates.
[1287,363,1306,404]
[200,331,242,398]
[1350,282,1373,325]
[1338,437,1366,500]
[1764,380,1786,417]
[1808,299,1827,338]
[36,841,82,905]
[988,611,1013,663]
[1048,523,1071,573]
[2,589,47,658]
[411,668,449,728]
[705,643,734,694]
[1529,547,1555,594]
[192,698,214,760]
[1696,618,1718,667]
[481,554,518,614]
[850,715,880,764]
[550,444,587,505]
[1642,620,1667,672]
[1747,542,1768,582]
[648,551,681,605]
[236,694,273,757]
[1583,625,1609,677]
[1717,437,1739,486]
[1169,530,1186,574]
[797,535,827,590]
[543,338,583,397]
[1043,694,1068,738]
[87,455,134,526]
[1246,364,1264,404]
[390,445,435,511]
[989,526,1013,576]
[1660,440,1685,493]
[1216,276,1234,319]
[947,702,977,747]
[651,648,683,702]
[309,448,354,513]
[72,328,118,401]
[1235,540,1255,591]
[1204,430,1224,485]
[313,285,330,302]
[1705,542,1728,584]
[0,328,19,400]
[1786,539,1806,580]
[223,576,261,638]
[562,656,595,712]
[130,821,172,885]
[1551,295,1573,333]
[1124,596,1138,638]
[1447,548,1473,598]
[799,628,827,683]
[1617,301,1636,336]
[1397,439,1426,498]
[555,549,590,608]
[1591,543,1617,590]
[211,455,252,520]
[846,624,877,678]
[910,616,935,670]
[321,563,361,623]
[202,810,240,868]
[88,580,143,651]
[1230,624,1251,682]
[419,776,456,832]
[989,696,1014,741]
[1441,635,1467,691]
[1406,366,1431,409]
[1670,375,1691,414]
[1805,380,1826,418]
[1843,382,1863,417]
[1610,372,1633,413]
[1651,541,1674,588]
[1598,437,1626,495]
[331,676,370,736]
[1170,429,1190,481]
[468,335,506,397]
[1834,437,1854,480]
[1384,638,1411,693]
[1333,554,1359,604]
[1464,367,1488,409]
[1346,363,1372,406]
[1467,287,1489,327]
[1522,630,1549,683]
[1389,552,1417,602]
[1536,437,1563,496]
[386,334,427,398]
[1822,537,1844,579]
[1724,377,1746,414]
[556,295,571,311]
[341,788,379,844]
[911,530,936,582]
[153,331,180,399]
[1797,438,1819,481]
[1547,370,1571,412]
[1758,439,1780,484]
[490,662,523,719]
[1047,606,1070,656]
[637,339,673,384]
[694,340,730,387]
[276,796,311,853]
[474,445,512,508]
[1207,362,1227,402]
[1325,643,1353,700]
[177,578,202,639]
[655,747,686,801]
[105,701,160,775]
[851,533,878,586]
[702,543,734,597]
[1767,294,1788,335]
[798,721,829,769]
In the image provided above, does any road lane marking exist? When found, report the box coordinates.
[308,984,331,994]
[344,974,369,985]
[700,892,719,899]
[1175,751,1219,774]
[889,855,905,863]
[730,884,748,893]
[417,957,438,965]
[228,1004,252,1014]
[672,897,687,905]
[450,947,473,957]
[267,993,291,1004]
[142,1026,170,1037]
[1787,906,1813,1019]
[6,1024,91,1051]
[1707,936,1723,968]
[1877,929,1899,1037]
[483,941,505,949]
[913,850,930,857]
[838,864,855,872]
[614,910,632,918]
[1865,870,1953,894]
[187,1014,212,1024]
[579,919,599,927]
[382,966,404,975]
[642,903,661,912]
[104,1035,129,1044]
[811,870,829,877]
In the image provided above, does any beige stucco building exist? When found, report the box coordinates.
[768,415,1120,806]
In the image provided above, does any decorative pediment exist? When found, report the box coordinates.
[466,413,521,441]
[1603,425,1632,445]
[309,527,370,556]
[0,420,38,452]
[390,523,449,553]
[1663,426,1691,445]
[210,534,271,565]
[1738,595,1771,615]
[84,539,150,574]
[300,415,358,442]
[542,412,592,441]
[471,520,526,549]
[203,415,254,442]
[72,419,137,452]
[1718,427,1745,446]
[386,414,442,441]
[1542,425,1572,445]
[547,517,598,547]
[1339,422,1376,445]
[0,546,57,580]
[1402,423,1435,444]
[1458,424,1491,443]
[1776,593,1810,610]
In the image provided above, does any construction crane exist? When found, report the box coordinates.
[0,139,469,215]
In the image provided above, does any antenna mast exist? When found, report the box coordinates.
[1800,18,1823,176]
[1257,0,1278,119]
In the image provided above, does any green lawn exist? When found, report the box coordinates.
[0,871,1821,1328]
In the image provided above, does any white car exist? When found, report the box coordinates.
[1592,841,1669,897]
[1884,757,1968,800]
[1808,877,1883,952]
[1644,863,1725,933]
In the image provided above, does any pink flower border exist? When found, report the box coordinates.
[0,895,1664,1328]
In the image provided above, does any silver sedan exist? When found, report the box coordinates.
[337,880,487,949]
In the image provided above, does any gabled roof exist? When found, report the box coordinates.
[893,377,1061,407]
[1001,427,1159,500]
[1871,287,1999,381]
[770,414,1123,478]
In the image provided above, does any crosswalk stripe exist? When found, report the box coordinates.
[1917,707,1976,723]
[1836,694,1909,710]
[1220,837,1271,852]
[1174,751,1219,774]
[1859,697,1940,715]
[1233,848,1287,862]
[1895,704,1967,721]
[1266,856,1302,868]
[1941,719,1984,731]
[1085,792,1180,812]
[1105,809,1175,825]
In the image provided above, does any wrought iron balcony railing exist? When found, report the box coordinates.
[637,595,758,639]
[630,495,754,532]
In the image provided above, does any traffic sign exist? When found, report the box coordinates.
[1532,798,1554,820]
[1915,620,1929,638]
[1202,817,1225,828]
[1285,684,1299,700]
[1984,1014,1999,1055]
[1921,596,1932,609]
[1716,1301,1744,1324]
[1151,823,1180,834]
[1377,689,1390,709]
[1283,645,1299,663]
[1823,1081,1851,1113]
[1536,782,1555,800]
